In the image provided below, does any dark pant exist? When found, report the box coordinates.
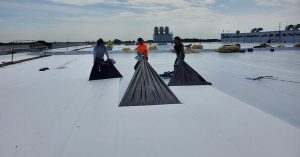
[174,58,181,70]
[89,58,106,80]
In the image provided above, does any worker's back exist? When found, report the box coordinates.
[136,43,148,59]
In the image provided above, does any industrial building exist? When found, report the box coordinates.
[221,24,300,43]
[153,26,173,43]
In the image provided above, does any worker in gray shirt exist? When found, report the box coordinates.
[91,38,110,74]
[94,38,109,62]
[89,38,122,80]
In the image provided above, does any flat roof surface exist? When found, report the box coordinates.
[1,51,300,157]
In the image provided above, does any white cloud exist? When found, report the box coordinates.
[203,0,216,5]
[0,0,299,42]
[48,0,215,8]
[49,0,122,6]
[0,1,97,15]
[254,0,300,19]
[255,0,300,8]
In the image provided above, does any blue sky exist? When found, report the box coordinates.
[0,0,299,42]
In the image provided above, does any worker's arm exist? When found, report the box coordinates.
[105,47,110,59]
[93,46,97,59]
[136,45,140,55]
[180,45,185,60]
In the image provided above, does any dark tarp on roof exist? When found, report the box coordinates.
[119,59,181,107]
[168,61,212,86]
[89,59,122,81]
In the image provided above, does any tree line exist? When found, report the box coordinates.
[0,38,221,46]
[111,38,221,45]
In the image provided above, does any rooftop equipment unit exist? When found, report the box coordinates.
[154,27,159,34]
[292,24,300,30]
[165,26,169,34]
[256,28,263,32]
[285,25,294,31]
[251,28,257,33]
[159,26,164,34]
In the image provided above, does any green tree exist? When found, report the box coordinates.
[113,39,122,45]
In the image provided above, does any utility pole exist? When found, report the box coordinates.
[11,42,14,63]
[278,22,282,43]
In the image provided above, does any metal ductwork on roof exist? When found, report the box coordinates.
[285,25,294,31]
[292,24,300,30]
[165,26,169,34]
[251,28,257,33]
[154,27,158,34]
[256,28,263,32]
[159,26,164,34]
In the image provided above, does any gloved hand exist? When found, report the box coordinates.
[109,58,116,64]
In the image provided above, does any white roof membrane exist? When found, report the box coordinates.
[0,51,299,157]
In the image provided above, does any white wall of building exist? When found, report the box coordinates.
[221,30,300,43]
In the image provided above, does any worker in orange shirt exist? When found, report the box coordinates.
[136,38,148,60]
[134,38,148,69]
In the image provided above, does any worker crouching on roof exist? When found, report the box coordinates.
[173,36,185,70]
[94,38,109,62]
[92,38,110,72]
[134,38,148,70]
